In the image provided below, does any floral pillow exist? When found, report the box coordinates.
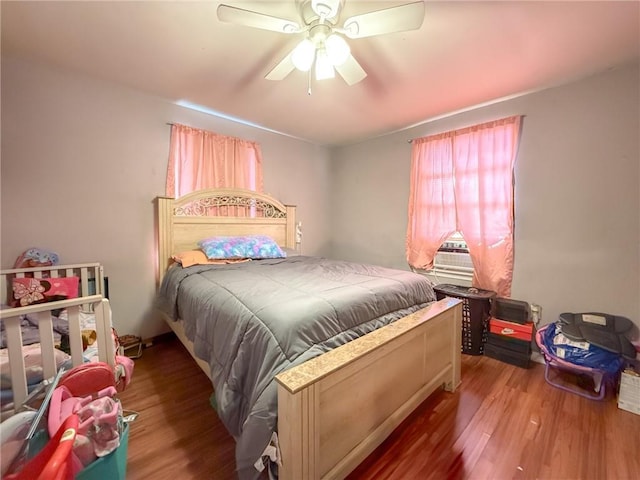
[12,276,79,307]
[198,235,286,260]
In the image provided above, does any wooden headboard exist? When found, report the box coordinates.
[155,188,297,286]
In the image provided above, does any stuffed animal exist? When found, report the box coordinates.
[13,248,60,269]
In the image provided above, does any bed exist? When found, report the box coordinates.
[0,263,116,418]
[154,188,463,480]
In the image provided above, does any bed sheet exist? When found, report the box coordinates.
[157,255,436,479]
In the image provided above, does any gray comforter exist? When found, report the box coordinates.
[156,255,436,479]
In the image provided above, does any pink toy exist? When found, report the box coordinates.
[47,384,122,472]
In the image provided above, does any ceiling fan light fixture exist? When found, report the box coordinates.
[291,38,316,71]
[325,33,350,66]
[315,48,335,80]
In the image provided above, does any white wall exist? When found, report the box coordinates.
[1,56,333,339]
[3,57,639,340]
[330,63,640,331]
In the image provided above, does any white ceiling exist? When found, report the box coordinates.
[2,1,639,146]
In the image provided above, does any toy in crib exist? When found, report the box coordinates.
[13,248,60,270]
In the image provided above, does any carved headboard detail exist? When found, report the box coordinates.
[155,188,296,285]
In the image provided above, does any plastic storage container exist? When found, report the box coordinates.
[433,284,495,355]
[27,423,129,480]
[484,333,531,368]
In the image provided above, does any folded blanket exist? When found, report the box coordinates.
[0,314,68,349]
[0,343,71,392]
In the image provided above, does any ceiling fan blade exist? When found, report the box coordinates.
[265,52,296,81]
[341,1,425,39]
[335,54,367,86]
[217,4,302,34]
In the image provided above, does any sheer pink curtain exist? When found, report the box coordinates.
[406,132,456,269]
[165,123,263,198]
[455,116,521,297]
[406,116,522,297]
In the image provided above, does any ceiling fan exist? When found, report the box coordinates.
[217,0,425,86]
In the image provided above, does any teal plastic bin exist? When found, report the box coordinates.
[77,424,129,480]
[28,423,129,480]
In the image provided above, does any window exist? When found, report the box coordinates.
[406,116,522,297]
[165,123,263,199]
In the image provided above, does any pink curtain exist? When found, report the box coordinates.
[406,132,456,269]
[455,116,522,297]
[406,116,522,297]
[165,123,264,198]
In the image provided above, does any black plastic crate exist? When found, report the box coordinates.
[433,284,495,355]
[484,342,531,368]
[491,297,530,324]
[486,332,532,355]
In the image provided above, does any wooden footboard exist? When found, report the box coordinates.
[275,298,462,479]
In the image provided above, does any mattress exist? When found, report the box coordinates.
[156,255,436,478]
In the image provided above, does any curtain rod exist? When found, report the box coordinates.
[407,114,525,144]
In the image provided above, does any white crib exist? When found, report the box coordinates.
[0,263,115,415]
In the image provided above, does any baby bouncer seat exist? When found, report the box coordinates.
[536,312,635,400]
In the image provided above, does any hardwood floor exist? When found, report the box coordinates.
[119,335,640,480]
[118,335,235,480]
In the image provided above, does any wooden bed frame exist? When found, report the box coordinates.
[155,188,462,479]
[0,263,115,415]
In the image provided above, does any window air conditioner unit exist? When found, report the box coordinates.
[433,236,473,275]
[418,234,474,287]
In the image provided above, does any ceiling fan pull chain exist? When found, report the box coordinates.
[307,68,312,96]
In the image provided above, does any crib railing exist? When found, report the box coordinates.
[0,262,105,311]
[0,263,114,414]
